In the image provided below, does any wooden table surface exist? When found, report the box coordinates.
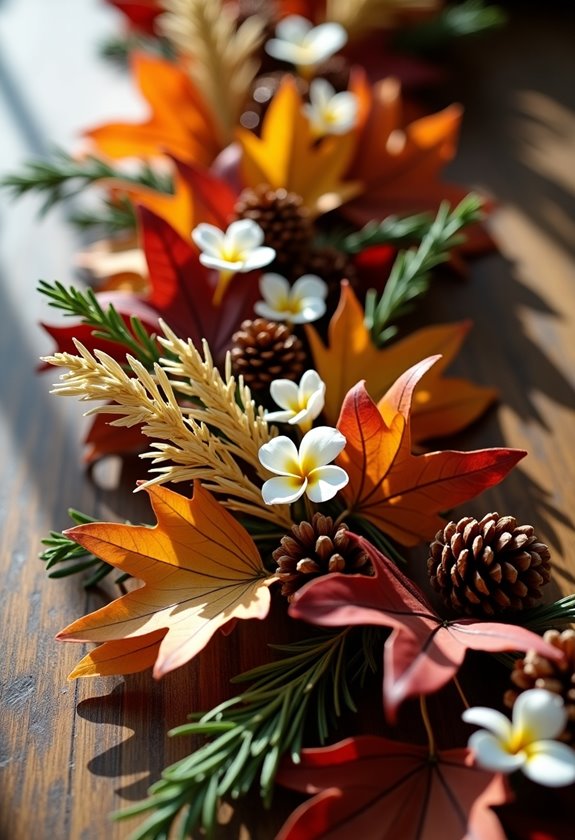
[1,2,574,838]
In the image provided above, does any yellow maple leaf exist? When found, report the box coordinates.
[306,282,497,442]
[58,482,276,678]
[237,75,362,217]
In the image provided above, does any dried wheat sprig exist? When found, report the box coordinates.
[325,0,438,39]
[157,321,271,482]
[159,0,265,146]
[43,340,293,528]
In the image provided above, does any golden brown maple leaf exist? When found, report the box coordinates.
[58,482,276,678]
[85,53,221,167]
[237,75,362,217]
[306,282,497,442]
[336,358,525,546]
[343,75,465,220]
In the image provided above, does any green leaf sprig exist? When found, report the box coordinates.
[116,627,379,840]
[396,1,506,53]
[39,280,161,367]
[40,509,128,587]
[365,194,484,345]
[1,148,172,231]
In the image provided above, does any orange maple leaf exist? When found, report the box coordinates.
[85,54,220,167]
[237,75,362,217]
[306,282,497,442]
[58,482,276,678]
[336,357,525,546]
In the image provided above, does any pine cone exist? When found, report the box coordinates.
[273,513,371,599]
[427,513,551,617]
[504,629,575,743]
[230,318,306,391]
[234,184,313,269]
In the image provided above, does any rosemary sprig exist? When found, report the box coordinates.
[338,211,440,254]
[38,280,161,367]
[40,509,128,587]
[116,627,379,839]
[68,196,138,235]
[1,148,173,215]
[364,194,484,345]
[512,595,575,633]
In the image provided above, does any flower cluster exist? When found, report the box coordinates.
[9,1,574,839]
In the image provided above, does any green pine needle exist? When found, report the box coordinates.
[364,194,484,345]
[115,627,379,839]
[1,148,173,232]
[40,509,129,588]
[38,280,161,367]
[339,211,440,254]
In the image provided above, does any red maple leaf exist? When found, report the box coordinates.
[276,735,510,840]
[289,537,563,721]
[139,208,260,364]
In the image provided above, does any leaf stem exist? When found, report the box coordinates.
[420,695,437,758]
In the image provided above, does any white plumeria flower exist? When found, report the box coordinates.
[303,78,359,138]
[254,273,328,323]
[462,688,575,787]
[258,425,348,505]
[266,370,326,432]
[191,220,275,304]
[265,16,347,72]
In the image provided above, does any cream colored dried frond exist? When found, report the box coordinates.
[325,0,439,38]
[159,0,265,146]
[44,338,292,529]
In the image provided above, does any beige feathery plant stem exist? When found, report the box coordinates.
[43,326,293,529]
[159,0,265,147]
[325,0,439,38]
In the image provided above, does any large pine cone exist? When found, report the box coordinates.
[273,513,371,599]
[234,184,313,269]
[504,629,575,743]
[230,318,306,391]
[427,513,551,617]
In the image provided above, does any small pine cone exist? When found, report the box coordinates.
[234,184,313,267]
[230,318,306,391]
[273,513,371,599]
[427,512,551,617]
[504,629,575,743]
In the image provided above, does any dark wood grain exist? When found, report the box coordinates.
[1,4,574,839]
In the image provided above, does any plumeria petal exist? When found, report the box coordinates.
[264,409,296,424]
[292,275,328,301]
[299,369,324,402]
[468,731,526,774]
[513,688,567,742]
[191,223,224,255]
[254,301,289,321]
[226,218,264,251]
[258,435,301,476]
[308,77,333,108]
[523,740,575,787]
[262,475,306,505]
[306,465,349,503]
[274,15,312,43]
[291,298,327,323]
[270,379,300,411]
[305,22,348,60]
[242,247,277,271]
[199,254,243,271]
[299,426,346,470]
[259,273,291,307]
[462,707,513,742]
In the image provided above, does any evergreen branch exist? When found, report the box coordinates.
[40,509,129,588]
[396,1,506,53]
[68,197,137,235]
[364,194,484,345]
[38,280,161,367]
[1,148,173,215]
[98,34,174,65]
[115,627,379,839]
[512,595,575,633]
[339,211,438,254]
